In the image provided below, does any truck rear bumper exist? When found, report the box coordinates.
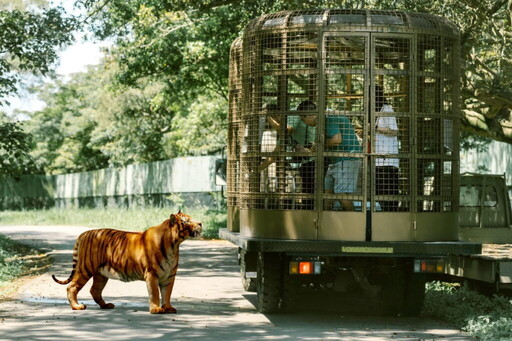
[219,228,482,257]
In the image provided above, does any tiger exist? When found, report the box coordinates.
[52,211,202,314]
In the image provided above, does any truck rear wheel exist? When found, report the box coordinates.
[381,267,425,316]
[403,273,426,316]
[257,252,282,313]
[239,249,257,292]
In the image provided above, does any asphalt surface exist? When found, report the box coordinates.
[0,225,475,341]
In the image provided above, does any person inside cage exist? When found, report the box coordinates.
[290,100,317,203]
[257,103,281,172]
[257,102,313,172]
[257,100,317,207]
[284,100,362,211]
[324,108,363,211]
[374,85,400,211]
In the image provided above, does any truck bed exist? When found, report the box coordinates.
[446,244,512,286]
[476,244,512,261]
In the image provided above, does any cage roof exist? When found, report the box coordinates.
[245,9,459,36]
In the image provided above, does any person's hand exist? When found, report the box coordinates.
[295,142,316,152]
[294,143,307,152]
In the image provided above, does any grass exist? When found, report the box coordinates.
[0,207,226,239]
[424,281,512,340]
[0,234,51,297]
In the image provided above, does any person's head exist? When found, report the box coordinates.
[297,100,317,127]
[296,100,316,111]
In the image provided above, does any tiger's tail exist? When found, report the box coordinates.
[52,239,79,285]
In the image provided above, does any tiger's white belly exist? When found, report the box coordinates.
[98,266,142,282]
[96,256,178,282]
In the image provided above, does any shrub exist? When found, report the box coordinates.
[424,281,512,340]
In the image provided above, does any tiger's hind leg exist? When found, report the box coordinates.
[66,276,91,310]
[90,274,115,309]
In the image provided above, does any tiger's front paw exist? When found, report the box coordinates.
[162,304,177,314]
[71,304,87,310]
[150,306,166,314]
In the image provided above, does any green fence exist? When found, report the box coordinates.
[0,156,221,210]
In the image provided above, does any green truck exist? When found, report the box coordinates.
[219,9,484,315]
[446,173,512,293]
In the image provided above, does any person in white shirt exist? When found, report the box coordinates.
[374,86,399,211]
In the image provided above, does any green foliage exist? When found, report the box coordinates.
[0,7,76,101]
[424,281,512,340]
[0,4,77,177]
[26,63,174,173]
[0,117,34,178]
[26,72,109,174]
[164,93,227,156]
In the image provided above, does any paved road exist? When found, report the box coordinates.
[0,225,474,341]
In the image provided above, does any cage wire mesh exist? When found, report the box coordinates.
[227,9,460,214]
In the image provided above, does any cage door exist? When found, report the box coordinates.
[318,32,369,241]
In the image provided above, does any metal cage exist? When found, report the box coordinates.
[227,9,461,242]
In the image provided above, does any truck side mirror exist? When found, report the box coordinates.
[215,159,227,186]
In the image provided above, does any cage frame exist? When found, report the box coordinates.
[227,9,461,242]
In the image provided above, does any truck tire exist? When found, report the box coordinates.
[403,273,426,316]
[381,267,425,316]
[381,270,405,315]
[282,273,302,312]
[257,252,282,313]
[239,248,257,292]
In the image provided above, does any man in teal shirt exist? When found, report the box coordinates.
[324,114,363,211]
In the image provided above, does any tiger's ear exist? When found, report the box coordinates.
[178,209,181,214]
[169,214,177,226]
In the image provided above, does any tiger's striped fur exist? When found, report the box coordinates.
[52,211,202,314]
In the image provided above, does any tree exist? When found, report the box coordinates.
[22,0,511,175]
[26,62,178,173]
[0,5,77,176]
[27,70,111,174]
[0,116,33,178]
[0,7,76,102]
[79,0,512,144]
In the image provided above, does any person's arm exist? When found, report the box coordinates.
[268,115,295,134]
[325,116,343,148]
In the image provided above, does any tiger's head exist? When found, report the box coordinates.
[170,211,202,240]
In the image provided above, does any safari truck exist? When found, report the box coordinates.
[218,9,481,315]
[445,173,512,293]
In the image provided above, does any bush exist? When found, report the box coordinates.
[424,281,512,340]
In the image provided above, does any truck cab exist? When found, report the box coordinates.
[459,173,512,243]
[445,173,512,293]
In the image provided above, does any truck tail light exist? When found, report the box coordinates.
[414,259,445,273]
[289,261,321,275]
